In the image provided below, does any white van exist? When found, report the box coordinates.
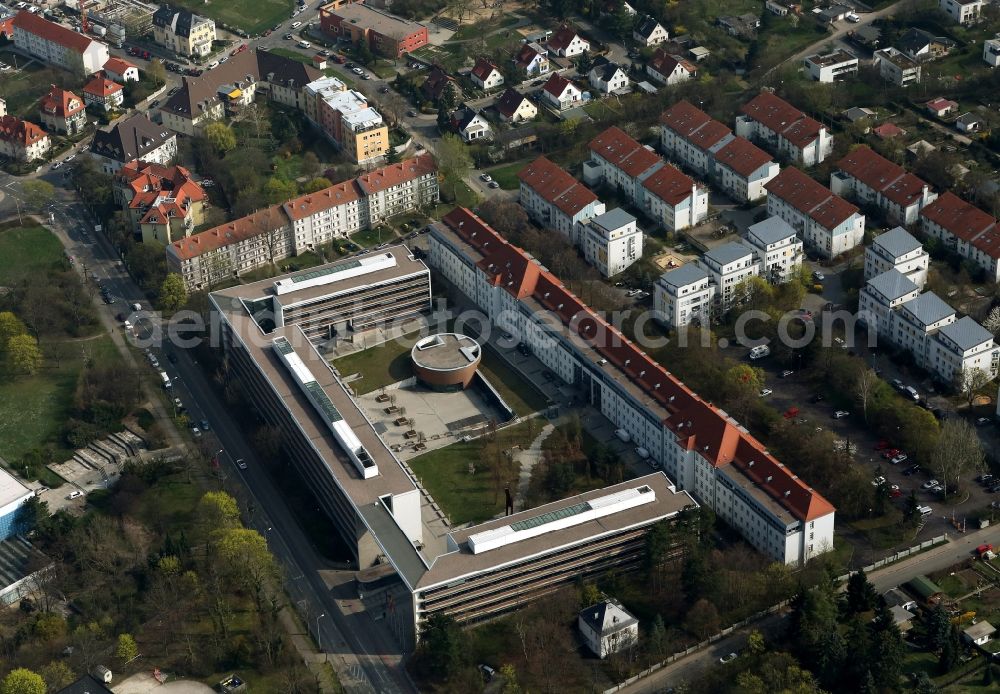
[635,447,650,459]
[298,40,311,49]
[159,371,172,389]
[614,428,631,443]
[749,345,770,360]
[918,505,933,517]
[903,386,919,402]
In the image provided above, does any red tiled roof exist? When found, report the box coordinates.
[546,23,582,52]
[740,91,825,149]
[13,10,94,53]
[836,145,929,209]
[169,205,289,262]
[103,57,137,75]
[765,167,858,230]
[873,122,904,139]
[39,85,84,118]
[0,115,47,147]
[441,207,835,523]
[648,48,695,78]
[282,180,361,221]
[517,156,599,218]
[925,97,957,111]
[588,126,661,178]
[496,87,529,118]
[641,164,695,206]
[471,57,499,82]
[659,100,732,151]
[712,136,774,177]
[920,192,997,246]
[542,72,574,97]
[514,42,544,68]
[83,76,123,98]
[355,153,435,194]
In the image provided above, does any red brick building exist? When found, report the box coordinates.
[319,3,427,58]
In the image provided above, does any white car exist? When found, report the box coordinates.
[123,319,132,331]
[291,20,302,28]
[759,388,772,397]
[871,476,886,487]
[67,490,83,500]
[922,479,940,490]
[480,173,493,182]
[719,652,738,664]
[352,67,364,75]
[832,410,850,419]
[191,426,202,438]
[890,453,908,465]
[237,458,248,470]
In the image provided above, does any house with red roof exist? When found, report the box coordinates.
[494,87,537,123]
[0,114,50,162]
[540,73,582,111]
[736,91,833,166]
[765,167,865,258]
[921,192,1000,281]
[641,164,708,231]
[38,85,86,135]
[103,56,139,83]
[711,136,780,202]
[925,96,958,117]
[518,155,606,239]
[12,11,110,76]
[545,24,590,57]
[429,207,836,565]
[830,145,937,225]
[82,75,125,112]
[646,48,697,86]
[470,57,504,91]
[114,160,208,244]
[513,42,549,77]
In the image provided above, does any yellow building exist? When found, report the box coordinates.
[152,7,216,58]
[303,76,389,165]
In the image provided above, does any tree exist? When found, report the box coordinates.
[648,614,667,658]
[684,598,721,639]
[21,180,55,212]
[7,333,42,375]
[419,613,464,678]
[262,177,298,206]
[436,133,473,202]
[844,571,877,615]
[204,122,237,154]
[961,366,993,407]
[116,632,139,665]
[724,363,764,421]
[1,669,45,694]
[730,275,774,312]
[301,151,321,177]
[356,37,375,66]
[983,306,1000,336]
[159,273,187,313]
[500,664,521,694]
[302,177,332,193]
[196,491,241,536]
[38,662,73,692]
[0,312,27,348]
[923,603,952,652]
[216,528,278,607]
[932,418,985,495]
[938,624,961,673]
[147,59,166,85]
[855,367,879,422]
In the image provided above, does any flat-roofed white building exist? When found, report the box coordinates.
[576,208,643,277]
[929,317,1000,387]
[984,37,1000,67]
[804,49,859,82]
[865,227,929,289]
[745,216,803,284]
[0,467,33,541]
[701,241,760,308]
[941,0,983,25]
[654,263,715,327]
[859,269,921,334]
[874,48,922,86]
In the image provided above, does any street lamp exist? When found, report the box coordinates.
[316,613,327,652]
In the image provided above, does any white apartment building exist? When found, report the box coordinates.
[930,317,1000,387]
[167,154,438,289]
[804,49,859,83]
[921,192,1000,282]
[711,136,780,203]
[13,11,110,76]
[518,155,606,239]
[654,263,715,328]
[859,269,921,335]
[864,227,929,289]
[576,208,643,277]
[430,207,836,566]
[736,92,833,166]
[640,165,709,232]
[701,241,760,308]
[585,125,663,207]
[831,146,937,226]
[90,113,176,175]
[940,0,983,25]
[874,48,922,86]
[984,37,1000,67]
[765,167,865,258]
[745,216,803,284]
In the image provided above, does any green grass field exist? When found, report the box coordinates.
[479,348,549,417]
[0,224,65,283]
[409,418,540,524]
[168,0,293,35]
[486,160,529,190]
[332,336,417,394]
[0,59,65,118]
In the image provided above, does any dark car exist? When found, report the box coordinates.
[345,62,356,69]
[902,465,921,476]
[809,393,825,403]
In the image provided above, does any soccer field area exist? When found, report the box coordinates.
[171,0,293,35]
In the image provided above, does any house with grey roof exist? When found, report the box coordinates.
[745,216,803,284]
[90,113,177,175]
[864,226,929,289]
[654,262,715,328]
[963,620,996,646]
[701,241,760,308]
[578,599,639,658]
[859,269,921,334]
[929,316,1000,387]
[576,208,644,277]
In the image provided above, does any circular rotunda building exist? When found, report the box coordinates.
[410,333,481,391]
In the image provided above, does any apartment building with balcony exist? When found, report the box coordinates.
[90,113,176,175]
[576,208,643,277]
[745,216,803,284]
[830,145,937,225]
[700,241,760,308]
[864,226,929,289]
[940,0,983,25]
[654,263,715,328]
[12,11,109,76]
[874,48,922,86]
[764,167,865,258]
[303,78,389,164]
[804,49,859,82]
[984,37,1000,67]
[518,155,606,239]
[114,160,208,244]
[920,192,1000,282]
[736,91,833,166]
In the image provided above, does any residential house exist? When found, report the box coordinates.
[830,145,937,225]
[984,37,1000,67]
[843,106,876,124]
[646,49,697,86]
[82,76,124,112]
[864,226,929,288]
[745,216,803,283]
[319,3,428,58]
[588,60,629,95]
[578,600,639,658]
[422,66,462,104]
[152,6,216,58]
[849,25,882,50]
[898,28,955,62]
[495,87,537,123]
[12,10,109,76]
[816,4,851,23]
[0,3,13,40]
[963,621,996,645]
[956,112,980,133]
[654,263,715,327]
[540,73,582,111]
[576,208,644,277]
[518,155,606,239]
[114,160,208,244]
[765,167,865,258]
[804,49,859,82]
[925,97,958,117]
[103,56,139,82]
[633,16,669,46]
[513,42,549,77]
[874,48,922,86]
[718,14,760,38]
[546,24,590,57]
[920,192,1000,281]
[0,115,50,162]
[940,0,983,25]
[90,113,177,174]
[859,269,922,337]
[38,85,86,135]
[701,241,760,308]
[303,78,389,165]
[736,91,833,166]
[452,107,492,142]
[470,57,504,91]
[640,163,709,231]
[711,136,779,203]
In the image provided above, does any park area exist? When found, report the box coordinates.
[167,0,292,35]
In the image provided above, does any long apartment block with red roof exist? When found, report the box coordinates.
[12,10,109,76]
[166,154,438,290]
[658,100,779,203]
[831,145,937,226]
[427,207,836,566]
[921,192,1000,281]
[765,167,865,258]
[736,91,833,166]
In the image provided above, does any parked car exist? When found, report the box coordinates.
[780,370,794,378]
[719,653,738,664]
[191,426,202,438]
[902,465,921,476]
[832,410,850,419]
[67,490,83,500]
[977,417,992,426]
[891,454,908,465]
[759,388,772,397]
[489,181,500,188]
[922,479,940,490]
[200,419,210,431]
[871,475,886,487]
[237,458,247,470]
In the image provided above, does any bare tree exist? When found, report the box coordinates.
[932,418,985,496]
[961,367,993,407]
[855,367,879,422]
[983,306,1000,337]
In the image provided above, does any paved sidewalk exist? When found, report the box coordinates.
[514,422,555,510]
